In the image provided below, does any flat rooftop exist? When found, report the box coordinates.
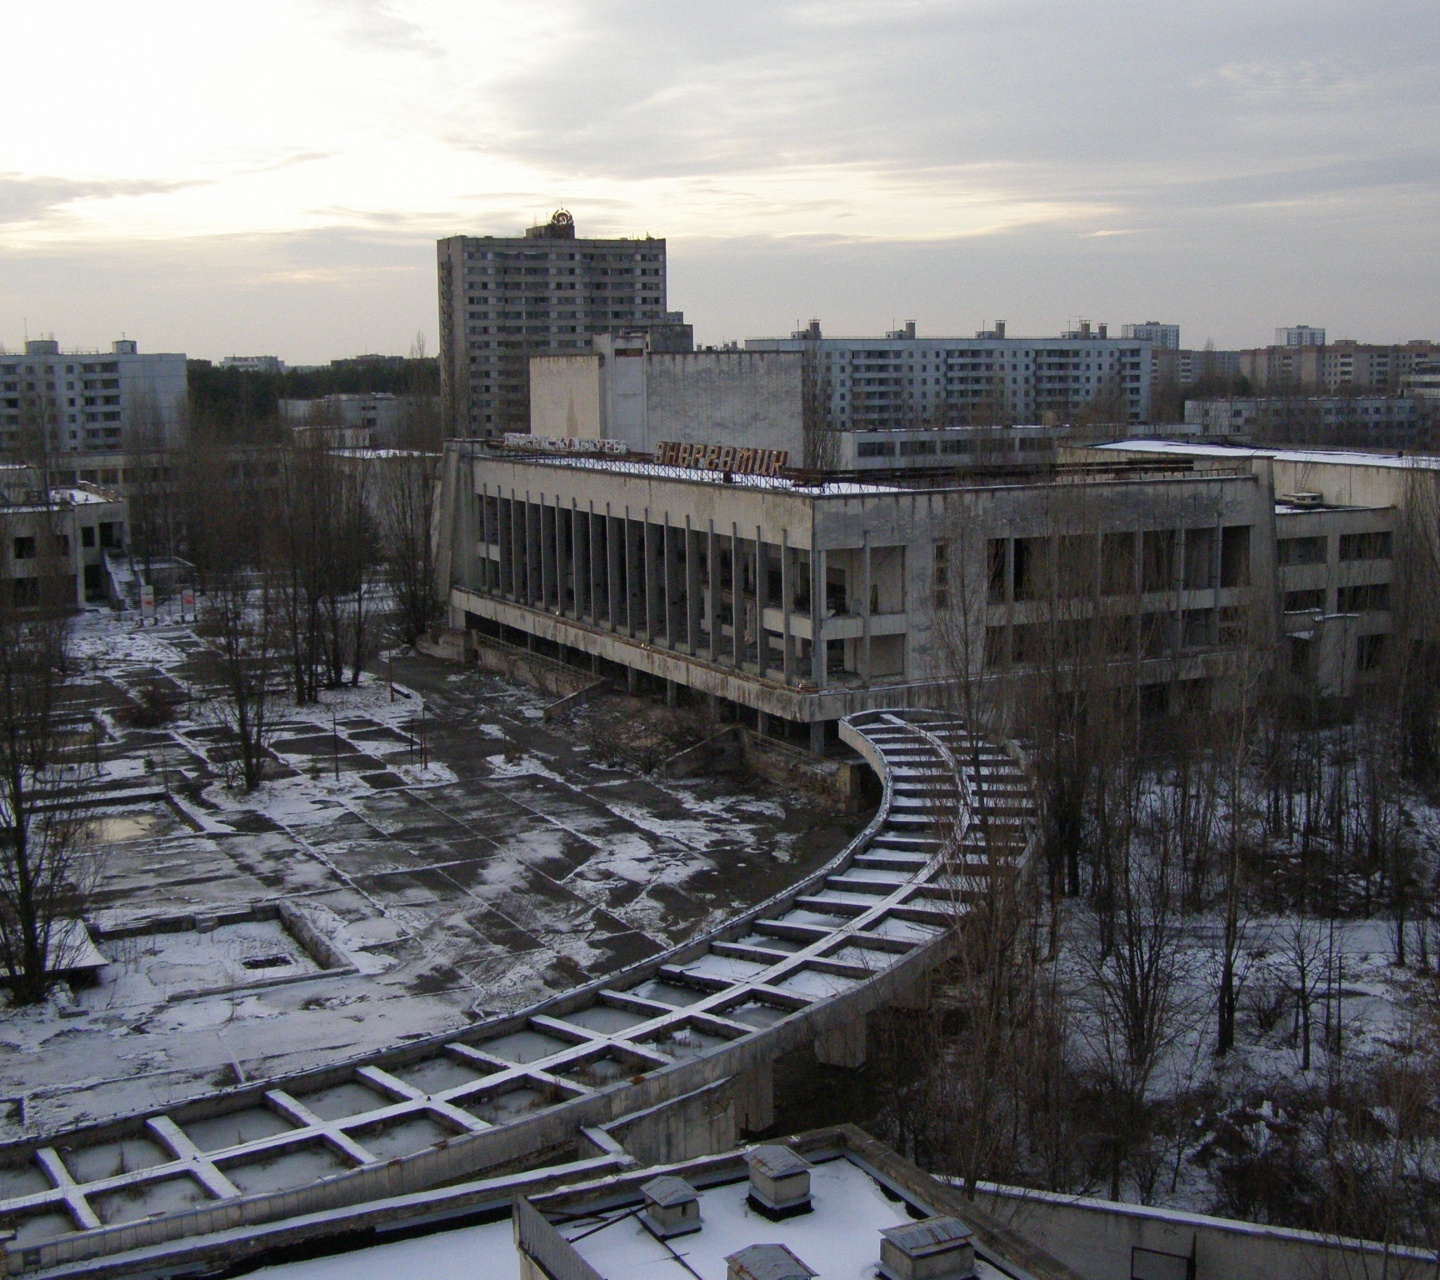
[559,1156,1006,1280]
[1095,439,1440,471]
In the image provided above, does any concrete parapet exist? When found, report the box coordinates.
[813,1014,867,1069]
[972,1182,1440,1280]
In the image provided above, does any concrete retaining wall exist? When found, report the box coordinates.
[973,1183,1440,1280]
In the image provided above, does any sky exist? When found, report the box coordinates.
[1,0,1437,363]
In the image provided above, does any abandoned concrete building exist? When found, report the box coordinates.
[435,410,1413,746]
[438,439,1319,751]
[0,468,127,607]
[1082,441,1402,705]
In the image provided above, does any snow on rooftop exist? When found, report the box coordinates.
[237,1158,1013,1280]
[510,453,907,496]
[1096,439,1440,471]
[567,1158,914,1280]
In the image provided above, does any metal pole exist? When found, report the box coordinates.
[332,711,339,781]
[420,704,427,770]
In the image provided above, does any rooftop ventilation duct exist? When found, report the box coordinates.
[879,1215,977,1280]
[744,1145,813,1220]
[726,1242,818,1280]
[639,1174,701,1239]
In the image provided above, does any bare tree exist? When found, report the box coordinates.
[193,458,279,792]
[1279,915,1326,1072]
[381,452,441,644]
[0,510,99,1004]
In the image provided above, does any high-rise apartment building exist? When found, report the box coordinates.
[1123,321,1180,350]
[0,338,187,453]
[747,320,1153,426]
[437,210,690,438]
[1277,325,1326,347]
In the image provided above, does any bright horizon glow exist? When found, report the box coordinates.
[3,1,1437,362]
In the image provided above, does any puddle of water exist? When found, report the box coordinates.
[182,1106,296,1153]
[461,1085,555,1125]
[627,980,707,1008]
[61,1136,169,1183]
[93,1175,208,1226]
[350,1114,455,1161]
[480,1029,574,1064]
[295,1081,390,1123]
[85,813,164,844]
[394,1056,489,1096]
[0,1162,51,1199]
[220,1143,350,1195]
[722,1001,790,1030]
[10,1211,75,1246]
[558,1005,652,1035]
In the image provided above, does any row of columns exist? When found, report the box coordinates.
[475,487,834,687]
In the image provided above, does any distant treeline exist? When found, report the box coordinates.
[187,356,440,436]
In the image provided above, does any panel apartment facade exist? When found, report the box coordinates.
[0,339,187,452]
[746,321,1153,428]
[437,210,688,439]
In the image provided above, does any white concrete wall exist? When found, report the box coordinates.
[974,1183,1437,1280]
[643,351,803,458]
[530,356,604,439]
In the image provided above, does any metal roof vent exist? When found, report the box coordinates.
[744,1144,813,1220]
[727,1242,818,1280]
[879,1215,976,1280]
[640,1174,701,1239]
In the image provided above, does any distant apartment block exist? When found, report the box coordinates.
[279,392,422,448]
[1404,361,1440,403]
[746,319,1153,427]
[218,355,285,374]
[437,210,691,438]
[1239,340,1440,393]
[1122,321,1180,350]
[1184,395,1426,446]
[1277,325,1326,347]
[0,339,187,453]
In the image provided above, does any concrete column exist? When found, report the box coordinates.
[644,516,659,642]
[524,494,537,604]
[567,498,578,616]
[732,524,744,669]
[707,520,719,662]
[624,511,638,637]
[512,494,525,602]
[496,495,509,596]
[814,1014,867,1069]
[861,532,872,685]
[606,507,621,631]
[685,517,701,654]
[755,525,767,678]
[757,710,770,736]
[733,1062,774,1133]
[1174,526,1186,649]
[810,720,825,755]
[663,516,676,648]
[540,498,555,609]
[589,503,601,622]
[811,547,827,687]
[781,530,794,683]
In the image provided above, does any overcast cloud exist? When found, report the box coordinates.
[1,0,1436,362]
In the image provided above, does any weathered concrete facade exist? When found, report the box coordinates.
[439,444,1273,747]
[530,335,805,459]
[1080,442,1401,702]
